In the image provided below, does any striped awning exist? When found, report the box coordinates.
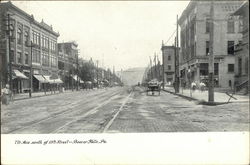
[13,70,28,79]
[33,75,47,83]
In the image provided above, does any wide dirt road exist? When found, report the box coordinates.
[1,86,249,133]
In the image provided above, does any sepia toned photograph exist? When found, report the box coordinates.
[0,0,249,164]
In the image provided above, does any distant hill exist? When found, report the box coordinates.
[117,67,146,86]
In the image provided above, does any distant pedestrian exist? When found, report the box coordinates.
[191,82,197,91]
[1,84,11,105]
[200,82,206,92]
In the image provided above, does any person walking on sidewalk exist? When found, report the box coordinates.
[1,84,12,105]
[199,82,206,92]
[191,81,197,91]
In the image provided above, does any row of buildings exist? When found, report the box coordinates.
[161,0,248,92]
[0,2,81,93]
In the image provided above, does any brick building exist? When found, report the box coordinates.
[232,1,249,93]
[0,2,60,93]
[57,41,78,89]
[178,0,243,88]
[161,45,176,85]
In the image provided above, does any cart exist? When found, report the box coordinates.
[146,79,161,96]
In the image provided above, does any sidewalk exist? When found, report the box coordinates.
[12,89,82,101]
[163,86,249,105]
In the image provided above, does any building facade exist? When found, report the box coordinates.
[57,41,78,89]
[161,45,176,85]
[0,2,59,93]
[233,1,249,93]
[178,0,243,88]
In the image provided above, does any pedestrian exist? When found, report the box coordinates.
[183,80,186,89]
[1,84,11,105]
[200,82,206,92]
[191,81,196,91]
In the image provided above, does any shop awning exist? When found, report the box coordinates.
[43,75,54,84]
[13,70,28,79]
[73,75,78,81]
[33,75,47,83]
[52,78,63,84]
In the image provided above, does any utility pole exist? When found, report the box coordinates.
[29,41,33,98]
[149,56,153,80]
[96,60,99,88]
[161,41,165,89]
[157,55,160,82]
[208,0,214,102]
[154,53,157,80]
[76,49,79,91]
[174,37,177,93]
[176,14,180,93]
[7,14,13,100]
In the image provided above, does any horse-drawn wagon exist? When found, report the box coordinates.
[146,79,161,96]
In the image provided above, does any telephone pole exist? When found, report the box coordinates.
[7,14,13,99]
[161,41,165,89]
[76,49,79,91]
[29,41,33,97]
[208,0,214,102]
[176,15,180,93]
[96,60,99,88]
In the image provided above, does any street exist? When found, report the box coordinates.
[1,86,249,134]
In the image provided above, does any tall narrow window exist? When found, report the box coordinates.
[206,41,210,55]
[168,55,171,60]
[17,28,22,45]
[228,64,234,73]
[206,18,210,33]
[239,18,243,32]
[17,52,22,64]
[227,19,234,33]
[25,53,29,65]
[238,58,242,75]
[24,31,29,46]
[227,41,234,55]
[168,65,171,70]
[214,63,219,75]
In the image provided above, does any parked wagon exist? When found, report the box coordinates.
[146,79,161,96]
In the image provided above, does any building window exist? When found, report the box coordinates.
[17,28,22,45]
[168,55,171,60]
[25,53,29,65]
[10,50,14,63]
[32,31,40,46]
[238,58,242,75]
[228,64,234,73]
[9,25,14,42]
[214,63,219,75]
[42,52,49,66]
[200,63,208,76]
[227,41,234,55]
[17,52,22,64]
[168,65,171,70]
[206,41,209,55]
[239,18,243,32]
[206,18,210,33]
[24,31,29,46]
[32,49,40,63]
[227,19,234,33]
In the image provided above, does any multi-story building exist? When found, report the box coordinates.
[161,45,176,85]
[57,41,78,89]
[232,1,249,93]
[178,0,243,88]
[0,2,60,93]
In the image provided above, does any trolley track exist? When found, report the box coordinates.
[5,88,123,134]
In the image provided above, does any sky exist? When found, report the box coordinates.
[11,1,190,71]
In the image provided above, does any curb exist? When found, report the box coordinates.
[163,89,229,106]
